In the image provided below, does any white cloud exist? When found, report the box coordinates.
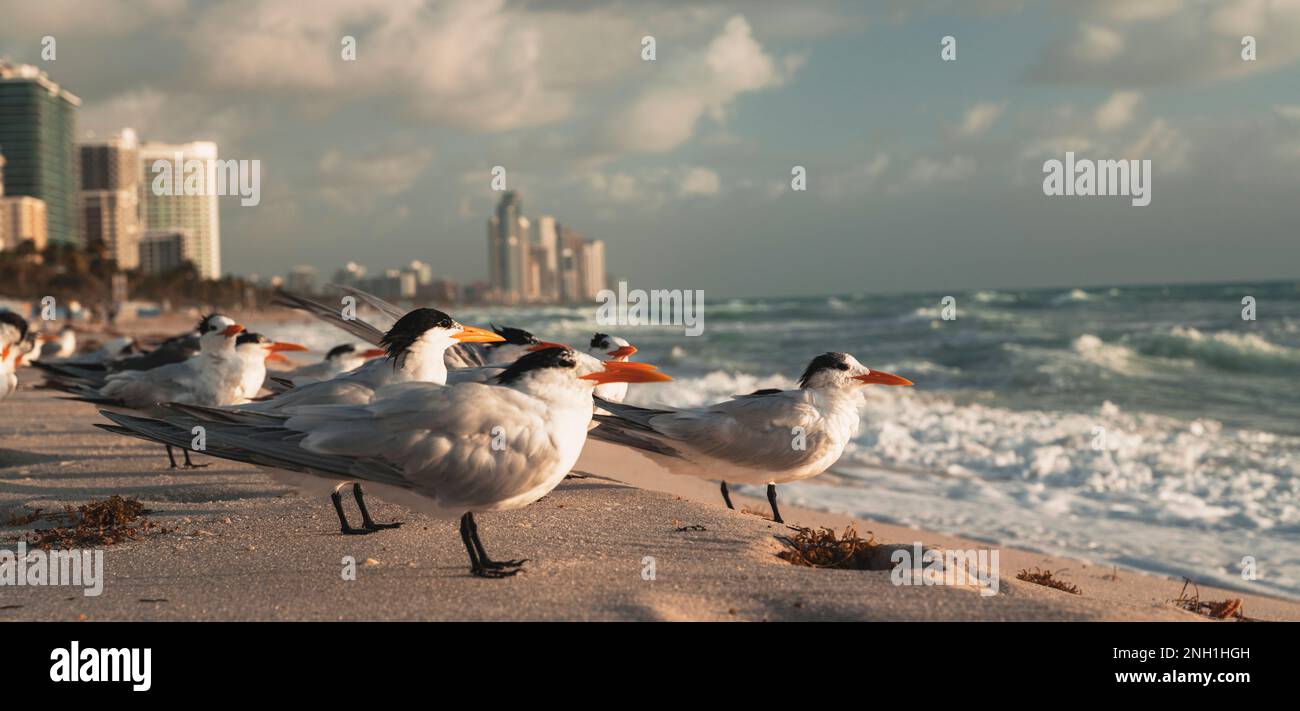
[603,15,799,154]
[317,145,433,211]
[1069,23,1125,63]
[1032,0,1300,86]
[955,101,1006,137]
[679,167,722,197]
[906,155,976,185]
[1094,90,1142,131]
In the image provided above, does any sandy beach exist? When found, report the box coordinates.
[2,322,1296,621]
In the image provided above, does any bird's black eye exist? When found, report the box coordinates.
[836,362,850,371]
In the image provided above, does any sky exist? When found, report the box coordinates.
[1,0,1299,297]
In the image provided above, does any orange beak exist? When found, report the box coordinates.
[222,324,245,338]
[607,345,637,360]
[527,341,570,352]
[265,352,291,364]
[581,361,673,385]
[453,325,507,343]
[361,348,387,359]
[267,342,309,353]
[855,370,913,387]
[1,344,9,360]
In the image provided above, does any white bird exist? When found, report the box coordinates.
[589,352,912,523]
[61,314,249,468]
[35,326,77,361]
[99,347,673,577]
[1,311,32,401]
[280,343,386,387]
[586,332,639,405]
[232,331,309,401]
[445,332,639,391]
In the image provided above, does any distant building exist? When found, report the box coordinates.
[0,195,48,250]
[534,215,560,301]
[332,260,367,288]
[580,239,607,300]
[139,141,221,279]
[286,265,318,294]
[80,128,141,269]
[0,61,80,245]
[138,230,192,275]
[407,260,433,286]
[487,191,527,302]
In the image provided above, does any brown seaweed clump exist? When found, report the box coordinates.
[1171,578,1256,621]
[18,496,165,549]
[777,524,878,570]
[1016,567,1082,595]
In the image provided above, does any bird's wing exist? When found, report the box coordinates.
[445,365,506,385]
[272,290,386,346]
[444,343,486,369]
[596,391,822,469]
[327,284,407,323]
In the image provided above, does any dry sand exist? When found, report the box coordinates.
[2,323,1296,621]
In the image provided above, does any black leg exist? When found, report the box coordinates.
[459,513,483,572]
[331,489,372,535]
[165,445,179,469]
[720,481,735,510]
[464,512,525,577]
[767,483,784,524]
[353,483,401,530]
[182,449,209,469]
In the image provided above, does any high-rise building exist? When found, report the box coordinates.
[580,239,607,300]
[534,215,560,302]
[0,61,80,245]
[333,260,368,288]
[286,265,318,294]
[487,191,527,302]
[0,195,47,250]
[80,128,141,269]
[139,141,221,279]
[138,230,191,275]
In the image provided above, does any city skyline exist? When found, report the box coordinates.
[1,3,1298,297]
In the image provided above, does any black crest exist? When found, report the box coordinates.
[0,310,29,340]
[326,343,358,359]
[195,313,226,334]
[490,324,539,346]
[495,346,576,385]
[380,308,455,359]
[590,332,611,349]
[798,352,851,388]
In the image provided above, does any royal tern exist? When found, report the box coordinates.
[589,352,912,523]
[35,326,77,361]
[232,331,309,401]
[0,311,31,401]
[280,343,387,387]
[100,347,673,576]
[55,314,250,468]
[587,333,638,405]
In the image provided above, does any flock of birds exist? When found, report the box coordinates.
[0,289,911,578]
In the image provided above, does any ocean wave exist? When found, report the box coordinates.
[1052,288,1091,303]
[1132,326,1300,373]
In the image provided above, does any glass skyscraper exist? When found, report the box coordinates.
[0,61,80,245]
